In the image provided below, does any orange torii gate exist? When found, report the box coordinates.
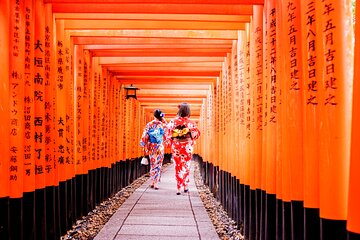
[0,0,359,239]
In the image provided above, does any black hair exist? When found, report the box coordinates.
[177,102,191,117]
[154,109,164,121]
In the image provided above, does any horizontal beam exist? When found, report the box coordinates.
[133,84,210,90]
[98,56,225,64]
[137,97,204,103]
[137,89,208,96]
[68,29,239,39]
[107,66,222,72]
[104,62,222,67]
[55,13,251,22]
[144,106,201,111]
[83,44,232,49]
[72,37,234,45]
[137,92,207,97]
[141,102,203,107]
[143,106,201,112]
[52,3,254,15]
[118,76,216,85]
[113,70,220,77]
[48,0,263,4]
[63,19,246,30]
[91,50,228,57]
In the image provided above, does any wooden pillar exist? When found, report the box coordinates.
[9,0,25,200]
[44,3,56,188]
[246,20,257,240]
[34,0,46,191]
[74,44,84,176]
[9,0,25,238]
[43,3,58,239]
[119,83,126,161]
[300,0,321,239]
[64,29,74,183]
[55,20,67,183]
[277,3,291,238]
[73,44,84,219]
[253,5,264,240]
[0,0,10,238]
[280,0,305,239]
[316,0,353,239]
[264,0,278,239]
[83,49,92,213]
[238,29,246,228]
[230,39,239,225]
[347,0,360,238]
[0,0,10,193]
[34,0,47,238]
[23,0,35,195]
[22,1,36,238]
[55,19,68,234]
[261,4,269,237]
[88,52,97,210]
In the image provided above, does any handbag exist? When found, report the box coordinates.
[141,156,149,165]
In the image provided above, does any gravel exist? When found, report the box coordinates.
[61,173,152,240]
[193,161,244,240]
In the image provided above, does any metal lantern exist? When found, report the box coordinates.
[124,84,139,100]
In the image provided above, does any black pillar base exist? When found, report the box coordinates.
[320,218,347,240]
[265,193,276,240]
[282,201,292,240]
[46,186,58,239]
[249,188,256,240]
[23,192,35,240]
[35,188,47,240]
[59,181,68,235]
[260,190,266,240]
[291,200,304,240]
[9,197,23,240]
[255,189,262,240]
[304,207,320,240]
[244,185,250,238]
[0,197,9,240]
[276,199,283,240]
[348,231,360,240]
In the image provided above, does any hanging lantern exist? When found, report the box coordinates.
[124,84,139,100]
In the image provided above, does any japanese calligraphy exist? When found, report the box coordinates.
[321,0,338,106]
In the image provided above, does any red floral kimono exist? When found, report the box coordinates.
[165,116,200,191]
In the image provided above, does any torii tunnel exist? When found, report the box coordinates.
[1,0,360,239]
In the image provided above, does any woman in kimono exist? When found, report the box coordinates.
[165,103,200,195]
[140,109,167,189]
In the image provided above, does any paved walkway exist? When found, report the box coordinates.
[94,161,219,240]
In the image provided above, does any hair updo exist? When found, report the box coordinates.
[154,109,164,121]
[177,102,191,117]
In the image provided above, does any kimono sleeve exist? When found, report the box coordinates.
[164,119,175,141]
[189,121,200,140]
[140,122,150,147]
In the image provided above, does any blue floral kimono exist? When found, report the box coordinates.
[140,119,166,187]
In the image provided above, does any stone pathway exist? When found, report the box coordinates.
[94,162,219,240]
